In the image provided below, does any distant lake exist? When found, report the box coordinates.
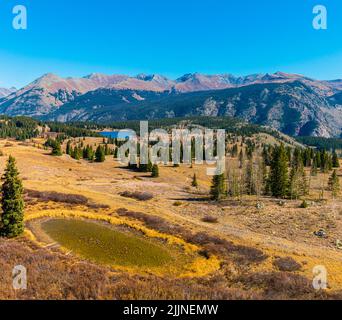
[100,131,133,139]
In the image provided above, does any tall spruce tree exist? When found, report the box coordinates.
[51,140,62,156]
[192,174,198,188]
[95,145,105,163]
[245,159,256,195]
[311,158,318,176]
[328,170,340,199]
[210,173,226,201]
[289,164,308,199]
[66,140,72,156]
[239,150,244,169]
[231,144,238,158]
[147,160,153,172]
[268,144,289,198]
[332,151,340,168]
[0,156,24,238]
[151,164,159,178]
[114,147,118,159]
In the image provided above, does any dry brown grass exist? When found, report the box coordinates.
[116,208,186,235]
[1,238,338,300]
[237,271,317,299]
[117,208,267,265]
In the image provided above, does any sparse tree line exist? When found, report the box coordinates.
[66,139,114,162]
[45,136,121,163]
[44,132,341,199]
[127,158,159,178]
[211,143,340,201]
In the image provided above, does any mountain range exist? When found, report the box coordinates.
[1,71,342,137]
[0,87,16,98]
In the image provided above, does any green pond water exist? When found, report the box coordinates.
[42,219,175,267]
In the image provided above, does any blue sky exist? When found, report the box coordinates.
[0,0,341,88]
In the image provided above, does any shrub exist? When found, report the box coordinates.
[173,201,182,207]
[25,189,88,205]
[120,191,153,201]
[202,216,218,223]
[273,257,302,272]
[238,271,314,298]
[186,232,267,264]
[116,208,186,235]
[151,165,159,178]
[300,200,309,208]
[24,189,109,209]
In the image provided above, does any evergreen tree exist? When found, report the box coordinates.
[66,140,72,155]
[128,162,138,171]
[51,140,62,156]
[239,149,244,169]
[320,150,329,173]
[82,147,88,159]
[246,146,253,160]
[74,146,82,160]
[192,174,198,188]
[245,159,256,195]
[210,173,226,201]
[147,160,153,172]
[311,158,318,176]
[151,164,159,178]
[328,170,340,198]
[255,156,266,199]
[227,168,239,198]
[0,156,24,238]
[262,145,271,166]
[289,164,307,199]
[83,145,94,161]
[95,145,105,162]
[315,152,321,168]
[303,148,312,167]
[292,148,302,168]
[231,144,238,158]
[328,154,333,171]
[104,143,111,156]
[302,170,309,196]
[139,163,148,172]
[268,144,289,198]
[285,146,292,164]
[113,147,118,159]
[332,151,340,168]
